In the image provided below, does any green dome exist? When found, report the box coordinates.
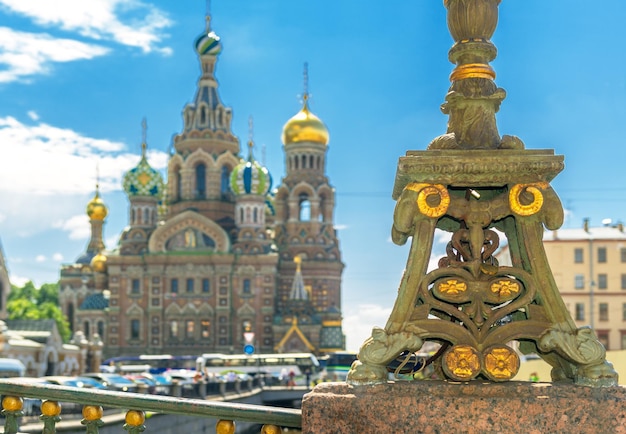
[123,150,164,198]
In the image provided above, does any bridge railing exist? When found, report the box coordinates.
[0,379,302,434]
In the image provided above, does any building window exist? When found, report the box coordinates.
[597,331,609,350]
[574,274,584,289]
[170,321,178,338]
[597,247,607,263]
[171,279,178,293]
[574,248,583,263]
[201,320,210,339]
[202,278,210,293]
[219,298,227,306]
[599,303,609,322]
[186,278,194,293]
[243,278,251,295]
[622,332,626,350]
[130,319,140,340]
[598,274,608,290]
[622,274,626,290]
[621,248,626,263]
[575,303,585,321]
[186,320,195,339]
[131,279,140,294]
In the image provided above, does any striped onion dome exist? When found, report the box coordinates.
[195,22,222,56]
[230,142,272,196]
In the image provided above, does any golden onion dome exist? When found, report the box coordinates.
[90,252,107,273]
[86,190,108,221]
[281,96,329,146]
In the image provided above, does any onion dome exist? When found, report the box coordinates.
[87,188,108,221]
[123,143,164,197]
[90,252,107,273]
[265,189,276,216]
[281,94,329,146]
[230,142,272,196]
[195,16,222,56]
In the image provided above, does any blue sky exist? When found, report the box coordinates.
[1,1,625,351]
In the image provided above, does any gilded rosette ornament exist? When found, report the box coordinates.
[484,345,520,381]
[347,0,617,387]
[444,345,481,381]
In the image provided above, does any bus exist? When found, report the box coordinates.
[102,354,199,373]
[322,352,357,381]
[200,352,320,378]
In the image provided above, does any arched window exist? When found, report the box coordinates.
[195,164,206,198]
[220,166,231,198]
[309,155,314,169]
[176,170,182,200]
[301,155,306,169]
[200,106,207,125]
[68,303,75,332]
[97,321,105,339]
[253,207,258,223]
[295,156,299,169]
[299,194,311,221]
[143,207,149,224]
[84,321,90,338]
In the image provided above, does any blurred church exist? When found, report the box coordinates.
[58,9,344,359]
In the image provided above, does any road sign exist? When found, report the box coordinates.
[243,344,255,355]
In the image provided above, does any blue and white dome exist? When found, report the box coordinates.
[230,143,272,196]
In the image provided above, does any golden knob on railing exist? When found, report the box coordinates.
[125,410,145,426]
[216,419,235,434]
[82,405,103,421]
[2,396,23,412]
[261,424,282,434]
[41,400,62,417]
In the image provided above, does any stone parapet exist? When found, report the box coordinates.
[302,381,626,433]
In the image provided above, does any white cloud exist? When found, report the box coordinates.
[343,303,393,352]
[9,273,29,287]
[0,116,167,195]
[0,27,110,83]
[27,111,39,121]
[0,115,167,236]
[52,253,64,261]
[53,214,90,241]
[35,255,46,262]
[0,0,172,54]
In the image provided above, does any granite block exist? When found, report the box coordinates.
[301,381,626,434]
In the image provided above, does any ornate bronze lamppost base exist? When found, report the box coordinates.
[347,0,618,387]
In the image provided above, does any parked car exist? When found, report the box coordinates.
[133,372,172,395]
[81,373,139,392]
[125,374,157,394]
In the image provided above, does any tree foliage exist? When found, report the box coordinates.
[7,281,71,342]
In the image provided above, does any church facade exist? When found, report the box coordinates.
[58,10,344,359]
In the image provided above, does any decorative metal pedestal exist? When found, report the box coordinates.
[347,0,618,387]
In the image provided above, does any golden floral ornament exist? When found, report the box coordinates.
[439,279,467,295]
[509,182,549,217]
[443,345,481,381]
[490,280,519,297]
[405,182,450,218]
[483,345,520,381]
